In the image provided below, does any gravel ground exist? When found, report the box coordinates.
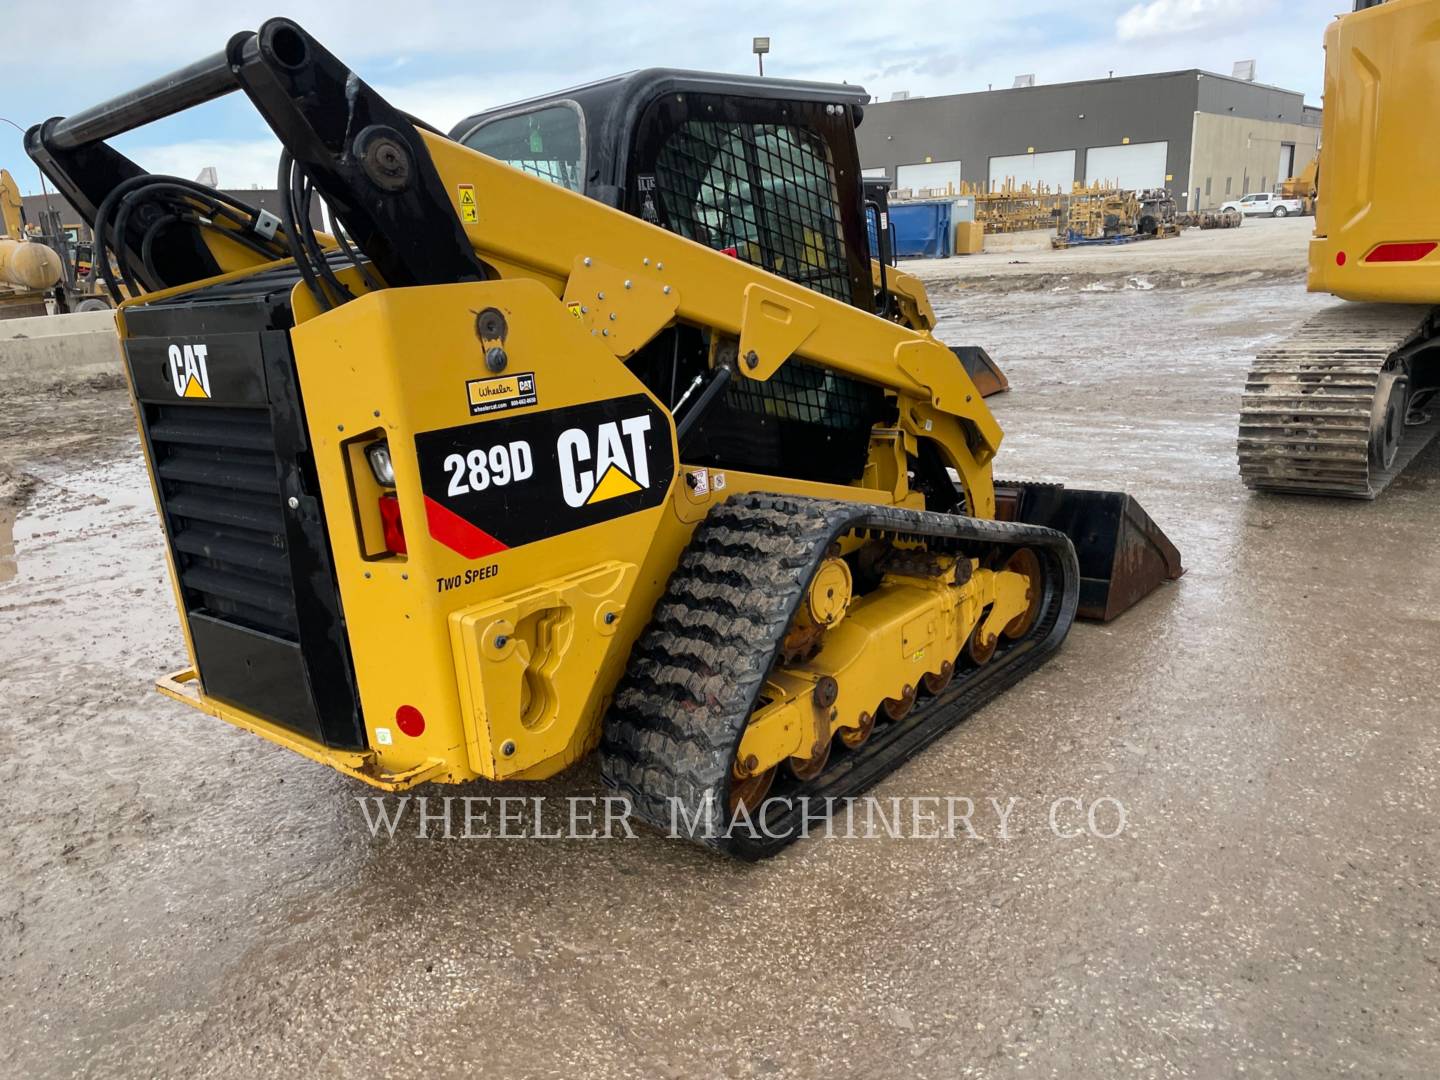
[1,216,1437,1079]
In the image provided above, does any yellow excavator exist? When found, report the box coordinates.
[28,20,1179,856]
[1239,0,1440,497]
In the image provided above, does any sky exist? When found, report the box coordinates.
[0,0,1348,194]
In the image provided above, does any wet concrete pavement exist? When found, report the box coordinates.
[2,252,1438,1077]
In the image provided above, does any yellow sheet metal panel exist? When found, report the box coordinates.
[1310,0,1440,302]
[288,278,684,781]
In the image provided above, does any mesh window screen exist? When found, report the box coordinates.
[726,360,879,429]
[654,121,852,302]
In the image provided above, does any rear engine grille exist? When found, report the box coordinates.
[146,402,296,638]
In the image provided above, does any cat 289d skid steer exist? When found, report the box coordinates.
[28,20,1180,857]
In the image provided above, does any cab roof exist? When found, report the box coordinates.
[448,67,870,145]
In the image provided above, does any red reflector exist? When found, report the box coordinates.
[721,246,738,258]
[395,705,425,738]
[1364,242,1437,263]
[1336,251,1347,267]
[378,492,407,554]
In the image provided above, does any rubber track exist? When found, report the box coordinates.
[598,493,1079,859]
[1238,302,1436,498]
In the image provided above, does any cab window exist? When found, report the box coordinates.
[653,120,850,302]
[459,104,584,191]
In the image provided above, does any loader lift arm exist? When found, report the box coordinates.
[28,17,1004,512]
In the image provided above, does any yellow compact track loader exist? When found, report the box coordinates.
[29,21,1179,856]
[1239,0,1440,498]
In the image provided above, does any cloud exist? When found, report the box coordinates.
[119,138,284,191]
[1116,0,1258,42]
[0,0,1334,196]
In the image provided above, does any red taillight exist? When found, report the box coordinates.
[378,491,407,554]
[1364,241,1438,263]
[395,705,425,737]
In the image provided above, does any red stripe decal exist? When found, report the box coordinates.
[424,496,509,559]
[1364,241,1438,263]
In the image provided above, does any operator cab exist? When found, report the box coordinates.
[451,69,875,312]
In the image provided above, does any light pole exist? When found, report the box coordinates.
[753,36,770,77]
[0,116,57,223]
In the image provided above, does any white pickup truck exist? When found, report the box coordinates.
[1219,191,1305,217]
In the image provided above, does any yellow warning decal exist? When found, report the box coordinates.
[586,463,643,504]
[457,183,478,224]
[566,301,584,320]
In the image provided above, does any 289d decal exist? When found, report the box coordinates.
[414,395,674,558]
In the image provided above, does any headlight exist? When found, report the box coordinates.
[366,441,396,486]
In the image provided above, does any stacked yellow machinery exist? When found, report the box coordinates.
[1052,187,1139,246]
[972,180,1066,234]
[28,21,1179,857]
[1239,0,1440,498]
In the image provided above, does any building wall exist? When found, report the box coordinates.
[1197,74,1310,123]
[855,72,1201,203]
[1187,113,1321,209]
[855,70,1316,208]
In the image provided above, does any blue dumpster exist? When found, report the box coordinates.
[887,200,955,259]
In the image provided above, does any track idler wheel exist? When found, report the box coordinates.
[1002,548,1043,640]
[1370,370,1411,471]
[728,762,776,817]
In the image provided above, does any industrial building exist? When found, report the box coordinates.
[855,69,1321,210]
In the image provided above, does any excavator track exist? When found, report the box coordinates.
[598,493,1080,859]
[1238,303,1440,498]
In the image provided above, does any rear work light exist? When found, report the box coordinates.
[1364,242,1438,263]
[378,491,407,554]
[366,441,396,485]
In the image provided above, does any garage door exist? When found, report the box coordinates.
[896,160,962,195]
[1084,141,1168,189]
[988,150,1076,192]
